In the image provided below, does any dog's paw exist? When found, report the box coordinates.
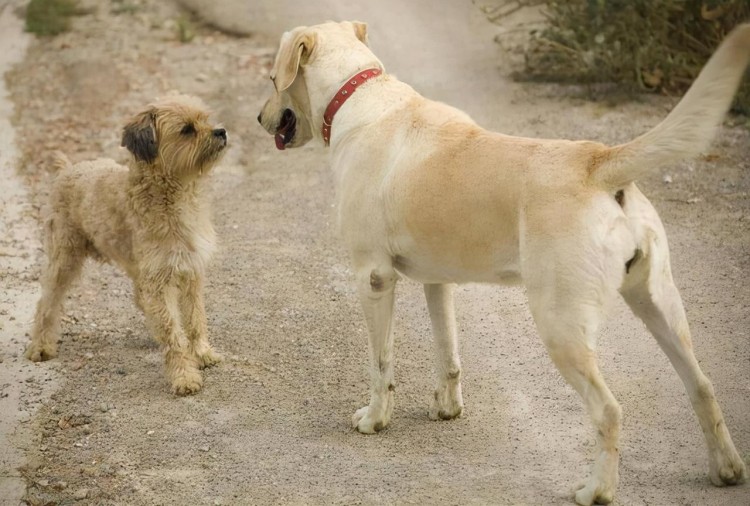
[428,382,463,421]
[352,406,387,434]
[573,451,619,506]
[709,449,748,486]
[574,477,615,506]
[170,369,203,396]
[24,343,57,362]
[195,348,223,369]
[352,391,393,434]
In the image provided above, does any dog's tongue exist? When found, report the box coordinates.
[275,133,286,150]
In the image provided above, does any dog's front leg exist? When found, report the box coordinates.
[424,283,463,421]
[140,272,202,395]
[179,275,222,369]
[352,263,399,433]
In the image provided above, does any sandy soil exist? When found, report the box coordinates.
[1,1,748,505]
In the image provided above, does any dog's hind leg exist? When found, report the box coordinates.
[620,193,747,487]
[529,293,622,506]
[352,259,399,433]
[26,219,85,362]
[424,283,463,421]
[140,272,202,395]
[179,274,222,369]
[523,221,630,505]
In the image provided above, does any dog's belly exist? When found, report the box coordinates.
[392,244,522,285]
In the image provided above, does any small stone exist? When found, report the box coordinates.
[73,488,89,500]
[663,174,673,184]
[37,479,49,487]
[52,480,67,490]
[196,73,208,82]
[199,445,210,452]
[99,403,109,413]
[84,352,94,359]
[18,411,31,423]
[147,430,155,435]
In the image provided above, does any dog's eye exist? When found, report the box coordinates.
[181,124,196,135]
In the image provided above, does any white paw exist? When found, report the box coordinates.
[352,392,393,434]
[428,381,463,421]
[709,449,748,486]
[574,451,618,505]
[574,477,614,506]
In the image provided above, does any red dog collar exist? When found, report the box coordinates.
[322,68,382,146]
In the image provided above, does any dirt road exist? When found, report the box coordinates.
[1,1,748,505]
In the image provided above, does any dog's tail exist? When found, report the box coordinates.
[49,151,72,172]
[590,23,750,191]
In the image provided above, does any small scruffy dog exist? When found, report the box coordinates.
[25,95,227,395]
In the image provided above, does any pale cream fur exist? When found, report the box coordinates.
[259,21,750,505]
[26,95,228,396]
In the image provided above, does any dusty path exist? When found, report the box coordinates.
[2,1,748,505]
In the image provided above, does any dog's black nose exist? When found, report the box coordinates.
[213,128,227,139]
[257,113,262,124]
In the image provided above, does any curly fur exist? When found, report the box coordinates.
[25,95,228,395]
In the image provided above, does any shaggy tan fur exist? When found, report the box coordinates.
[25,95,228,395]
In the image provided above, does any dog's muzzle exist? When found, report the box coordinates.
[275,109,296,150]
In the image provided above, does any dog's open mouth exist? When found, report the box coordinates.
[274,109,296,150]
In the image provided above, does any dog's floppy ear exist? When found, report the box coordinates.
[271,29,316,92]
[352,21,368,46]
[121,108,157,163]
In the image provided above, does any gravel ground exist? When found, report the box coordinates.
[1,1,748,505]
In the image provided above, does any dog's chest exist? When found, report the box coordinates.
[168,226,216,273]
[141,215,216,275]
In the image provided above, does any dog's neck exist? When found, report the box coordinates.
[313,72,416,150]
[127,160,207,212]
[303,50,389,145]
[320,68,383,146]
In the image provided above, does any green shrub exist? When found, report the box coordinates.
[25,0,84,36]
[516,0,750,113]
